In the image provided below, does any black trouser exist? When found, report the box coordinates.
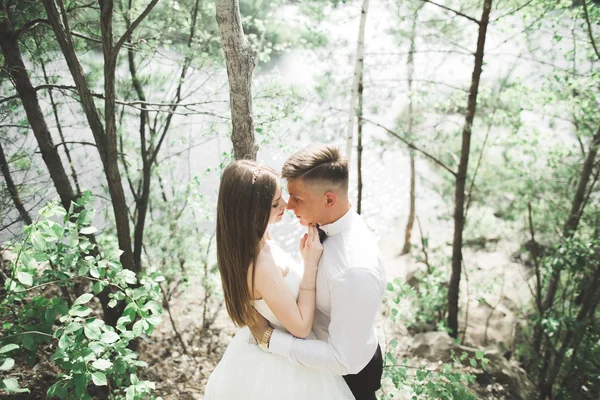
[343,345,383,400]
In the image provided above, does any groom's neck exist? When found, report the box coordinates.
[319,200,351,226]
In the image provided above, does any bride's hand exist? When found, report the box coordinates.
[299,224,323,269]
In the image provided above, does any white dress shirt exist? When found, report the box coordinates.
[268,208,386,375]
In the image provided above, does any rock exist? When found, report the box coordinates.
[485,355,536,400]
[408,332,456,361]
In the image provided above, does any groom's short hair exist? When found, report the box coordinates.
[282,144,349,191]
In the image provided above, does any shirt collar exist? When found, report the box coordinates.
[319,207,354,237]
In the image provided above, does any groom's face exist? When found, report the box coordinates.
[285,178,326,226]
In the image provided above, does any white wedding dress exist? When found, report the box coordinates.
[204,242,354,400]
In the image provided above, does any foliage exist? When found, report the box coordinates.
[520,237,600,398]
[382,350,486,400]
[0,193,163,399]
[386,271,448,334]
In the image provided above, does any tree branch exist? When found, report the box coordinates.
[582,0,600,61]
[112,0,159,58]
[362,117,457,177]
[492,0,535,22]
[54,141,98,149]
[14,18,49,37]
[420,0,480,25]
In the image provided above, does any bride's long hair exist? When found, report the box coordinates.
[216,160,278,327]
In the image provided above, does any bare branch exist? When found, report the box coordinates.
[54,141,98,149]
[493,0,535,22]
[112,0,159,58]
[528,202,543,313]
[582,0,600,61]
[362,117,457,177]
[420,0,480,25]
[14,18,49,37]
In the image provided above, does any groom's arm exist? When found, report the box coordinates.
[268,268,384,375]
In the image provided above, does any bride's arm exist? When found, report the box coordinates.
[254,225,322,339]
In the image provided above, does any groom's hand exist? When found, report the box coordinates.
[248,309,270,342]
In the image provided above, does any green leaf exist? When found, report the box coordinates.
[74,293,94,306]
[84,325,102,341]
[387,282,394,291]
[90,265,101,279]
[66,322,83,334]
[2,377,28,393]
[0,344,19,354]
[30,231,46,251]
[476,350,484,360]
[49,349,67,362]
[482,358,490,371]
[390,339,398,348]
[117,315,132,327]
[470,358,477,367]
[16,271,33,286]
[91,359,113,371]
[89,342,105,355]
[69,305,92,317]
[108,299,118,308]
[80,226,98,235]
[0,358,15,371]
[101,332,120,344]
[58,334,70,350]
[22,335,35,351]
[132,320,144,337]
[92,281,104,293]
[91,372,107,386]
[146,314,162,327]
[142,301,161,315]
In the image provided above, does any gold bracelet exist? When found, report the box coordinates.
[299,286,316,291]
[259,326,274,350]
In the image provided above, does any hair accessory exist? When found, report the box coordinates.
[251,164,263,184]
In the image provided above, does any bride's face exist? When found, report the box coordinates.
[268,184,287,224]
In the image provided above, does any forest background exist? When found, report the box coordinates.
[0,0,599,398]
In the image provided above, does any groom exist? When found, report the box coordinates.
[249,144,386,400]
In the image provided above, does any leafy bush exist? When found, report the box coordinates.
[0,193,163,399]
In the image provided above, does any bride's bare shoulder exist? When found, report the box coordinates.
[254,243,289,278]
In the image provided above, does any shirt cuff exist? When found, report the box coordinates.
[268,328,294,357]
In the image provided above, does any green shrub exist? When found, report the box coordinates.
[0,193,163,399]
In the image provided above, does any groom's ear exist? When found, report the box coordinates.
[324,192,336,207]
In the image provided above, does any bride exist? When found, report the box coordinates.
[204,160,354,399]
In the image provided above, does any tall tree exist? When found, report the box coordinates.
[346,0,369,164]
[41,0,158,275]
[400,3,424,255]
[215,0,258,160]
[0,140,32,226]
[0,2,77,213]
[447,0,493,337]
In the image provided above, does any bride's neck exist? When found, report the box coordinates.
[259,229,272,250]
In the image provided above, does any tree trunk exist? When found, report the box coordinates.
[402,155,416,255]
[357,73,364,214]
[124,31,150,269]
[447,0,493,338]
[215,0,258,161]
[346,0,369,164]
[99,0,137,276]
[401,6,421,256]
[39,55,82,196]
[0,141,32,226]
[42,0,137,277]
[539,263,600,399]
[541,125,600,313]
[0,5,77,213]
